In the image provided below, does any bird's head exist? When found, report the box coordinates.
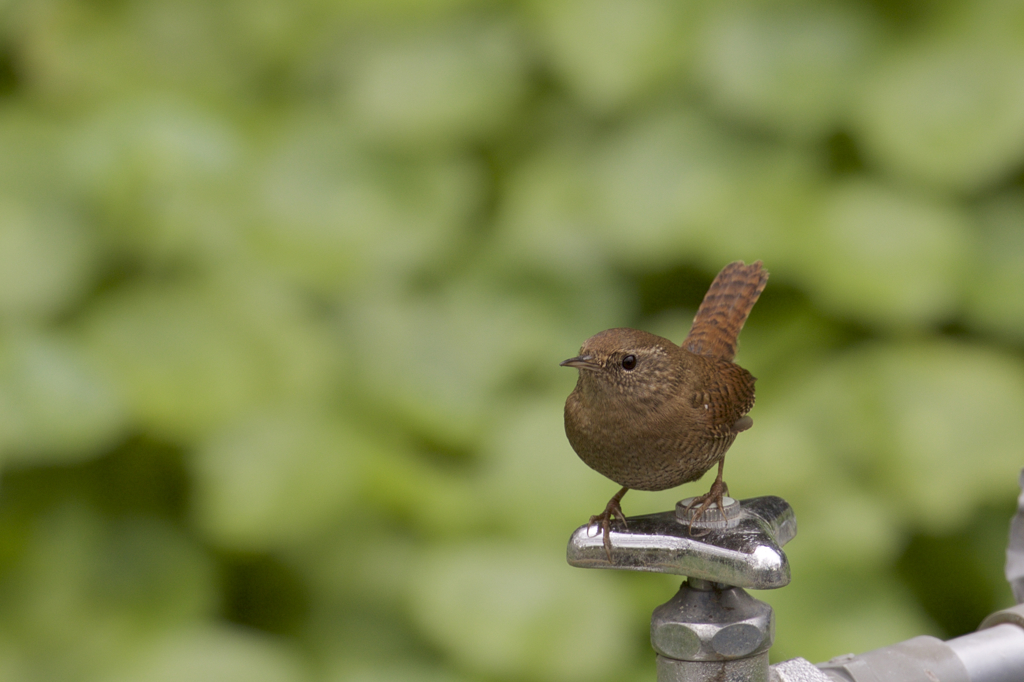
[560,328,682,406]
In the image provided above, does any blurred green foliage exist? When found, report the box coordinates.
[0,0,1022,680]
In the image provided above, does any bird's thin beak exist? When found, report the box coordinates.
[560,355,599,370]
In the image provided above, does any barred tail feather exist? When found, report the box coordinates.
[683,261,768,361]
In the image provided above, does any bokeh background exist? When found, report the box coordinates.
[0,0,1023,680]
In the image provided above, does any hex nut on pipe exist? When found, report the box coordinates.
[651,581,774,662]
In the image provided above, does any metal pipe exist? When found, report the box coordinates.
[775,608,1024,682]
[947,622,1024,682]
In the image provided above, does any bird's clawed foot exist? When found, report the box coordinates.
[684,477,730,537]
[588,486,629,562]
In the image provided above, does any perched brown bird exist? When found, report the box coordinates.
[561,261,768,557]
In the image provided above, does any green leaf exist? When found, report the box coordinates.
[0,330,126,465]
[855,35,1024,191]
[763,564,936,663]
[342,18,527,148]
[191,406,368,550]
[873,343,1024,528]
[344,281,585,449]
[340,663,472,682]
[250,119,480,292]
[475,394,620,542]
[964,191,1024,341]
[587,109,742,266]
[79,277,336,439]
[780,341,1024,531]
[795,178,971,328]
[99,625,306,682]
[0,197,96,321]
[0,507,215,681]
[696,1,877,139]
[67,95,243,264]
[527,0,697,111]
[410,544,633,682]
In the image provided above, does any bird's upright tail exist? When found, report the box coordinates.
[683,261,768,362]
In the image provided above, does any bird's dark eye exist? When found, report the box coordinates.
[621,354,637,370]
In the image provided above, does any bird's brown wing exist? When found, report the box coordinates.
[689,360,757,438]
[684,261,768,362]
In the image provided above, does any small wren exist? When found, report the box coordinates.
[561,260,768,558]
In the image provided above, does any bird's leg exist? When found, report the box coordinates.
[685,458,730,535]
[589,486,629,562]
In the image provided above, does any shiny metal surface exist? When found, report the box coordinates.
[769,658,834,682]
[566,495,795,589]
[816,636,971,682]
[658,653,769,682]
[1007,469,1024,604]
[948,623,1024,682]
[650,578,775,682]
[650,581,774,661]
[677,496,743,531]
